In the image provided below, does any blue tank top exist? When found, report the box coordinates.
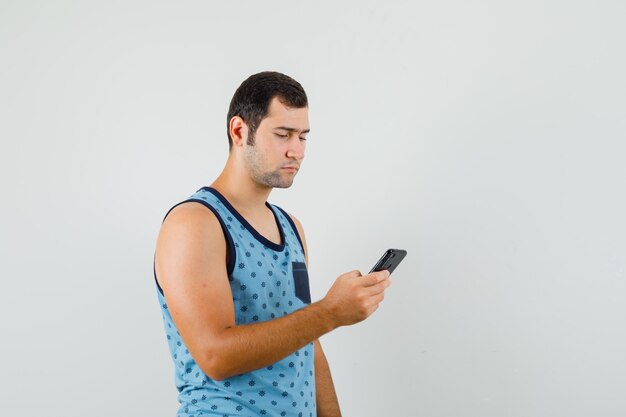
[154,186,317,417]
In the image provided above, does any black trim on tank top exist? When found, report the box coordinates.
[153,253,161,294]
[272,204,306,258]
[153,198,237,296]
[201,186,286,252]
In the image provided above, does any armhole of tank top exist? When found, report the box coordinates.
[154,199,236,296]
[272,204,306,258]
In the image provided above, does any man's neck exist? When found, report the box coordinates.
[210,160,272,215]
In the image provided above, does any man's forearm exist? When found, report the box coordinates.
[206,300,338,380]
[314,340,342,417]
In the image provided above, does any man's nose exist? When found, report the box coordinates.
[286,139,305,160]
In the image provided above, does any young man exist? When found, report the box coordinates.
[154,71,391,417]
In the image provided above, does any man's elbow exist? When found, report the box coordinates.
[196,347,234,382]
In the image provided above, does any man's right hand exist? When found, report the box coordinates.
[320,269,391,327]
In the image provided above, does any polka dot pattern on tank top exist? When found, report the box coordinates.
[155,187,316,416]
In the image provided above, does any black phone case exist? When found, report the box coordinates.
[369,249,407,274]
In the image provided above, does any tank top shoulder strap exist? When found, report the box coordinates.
[154,188,237,296]
[268,203,306,259]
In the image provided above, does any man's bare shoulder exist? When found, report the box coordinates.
[156,201,227,275]
[160,201,223,235]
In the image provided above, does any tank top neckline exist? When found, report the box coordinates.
[201,186,286,252]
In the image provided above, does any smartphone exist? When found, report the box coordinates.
[369,249,407,274]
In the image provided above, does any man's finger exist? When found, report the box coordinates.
[363,270,389,287]
[350,270,363,278]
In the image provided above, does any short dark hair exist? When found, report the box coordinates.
[226,71,308,149]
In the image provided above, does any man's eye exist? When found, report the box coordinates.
[276,134,288,138]
[299,137,307,141]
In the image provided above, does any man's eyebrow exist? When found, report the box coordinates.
[273,126,310,134]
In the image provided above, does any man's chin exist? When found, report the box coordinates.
[272,180,294,189]
[255,176,295,189]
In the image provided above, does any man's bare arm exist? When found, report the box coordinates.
[155,203,389,381]
[314,340,342,416]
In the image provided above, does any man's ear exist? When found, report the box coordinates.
[229,116,249,148]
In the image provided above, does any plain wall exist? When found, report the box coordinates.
[1,1,625,416]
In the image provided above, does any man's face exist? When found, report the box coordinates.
[243,97,309,189]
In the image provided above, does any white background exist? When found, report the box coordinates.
[1,1,625,416]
